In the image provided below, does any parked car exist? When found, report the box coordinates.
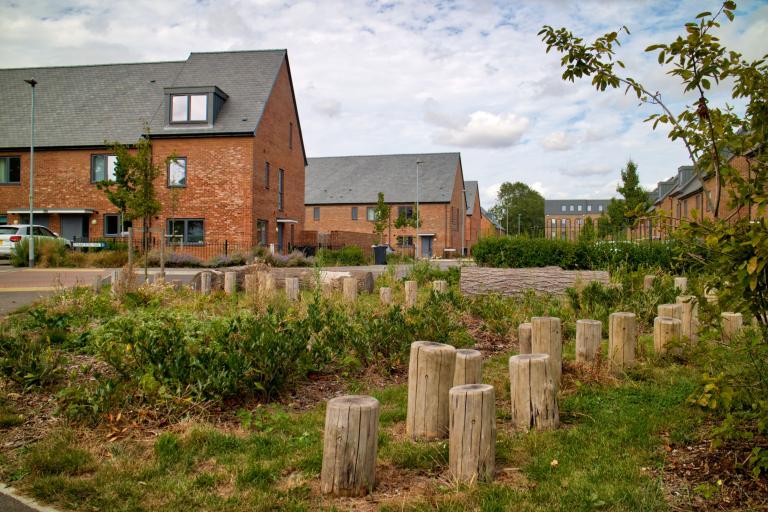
[0,224,72,258]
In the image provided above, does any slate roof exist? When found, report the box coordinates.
[544,199,611,216]
[481,207,505,231]
[465,181,479,214]
[0,50,290,149]
[305,153,461,204]
[677,175,703,199]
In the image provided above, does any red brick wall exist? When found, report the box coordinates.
[0,56,306,249]
[465,199,481,252]
[544,212,604,240]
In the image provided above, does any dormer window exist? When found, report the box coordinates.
[171,94,208,123]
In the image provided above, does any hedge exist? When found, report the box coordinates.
[472,236,685,272]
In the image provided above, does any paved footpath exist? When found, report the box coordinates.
[0,484,59,512]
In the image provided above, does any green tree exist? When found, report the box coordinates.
[580,216,597,241]
[97,130,164,271]
[393,204,421,229]
[489,182,545,236]
[617,160,650,223]
[539,1,767,327]
[372,192,390,244]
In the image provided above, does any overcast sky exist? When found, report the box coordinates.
[2,0,766,208]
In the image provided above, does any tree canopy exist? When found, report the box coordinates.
[489,182,545,236]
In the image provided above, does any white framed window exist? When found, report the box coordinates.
[577,205,582,212]
[171,94,208,123]
[598,205,604,212]
[561,205,566,212]
[569,205,575,212]
[168,157,187,187]
[367,207,376,221]
[91,154,117,182]
[587,205,592,212]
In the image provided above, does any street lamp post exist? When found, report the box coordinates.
[415,160,422,259]
[25,78,37,268]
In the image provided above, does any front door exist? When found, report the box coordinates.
[60,215,88,242]
[421,236,433,258]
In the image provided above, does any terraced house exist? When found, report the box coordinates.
[0,50,306,251]
[304,153,469,257]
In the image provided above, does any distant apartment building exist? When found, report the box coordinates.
[544,199,610,240]
[304,153,469,257]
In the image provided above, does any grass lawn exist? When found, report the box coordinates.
[0,337,703,511]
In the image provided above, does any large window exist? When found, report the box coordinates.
[366,207,376,221]
[264,162,270,188]
[171,94,207,123]
[313,207,320,221]
[0,156,20,184]
[278,169,285,211]
[168,157,187,187]
[561,218,567,240]
[256,220,268,246]
[397,206,414,219]
[104,214,131,237]
[587,205,592,212]
[550,218,556,238]
[561,205,566,212]
[92,154,117,182]
[167,218,204,245]
[397,235,414,248]
[351,207,358,220]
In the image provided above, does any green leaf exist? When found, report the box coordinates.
[696,11,712,19]
[747,256,758,275]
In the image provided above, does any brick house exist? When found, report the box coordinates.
[544,199,610,240]
[464,180,481,254]
[304,153,468,258]
[0,50,306,251]
[480,207,505,237]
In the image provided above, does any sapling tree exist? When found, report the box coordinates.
[372,192,390,244]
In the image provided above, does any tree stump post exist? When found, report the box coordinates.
[674,277,688,292]
[110,270,121,296]
[433,280,448,294]
[260,273,276,298]
[643,275,655,291]
[658,303,682,320]
[200,272,212,295]
[518,323,532,354]
[576,319,602,363]
[92,275,102,293]
[285,277,300,301]
[244,274,258,296]
[449,384,495,484]
[608,312,637,372]
[654,316,682,355]
[343,277,358,303]
[404,280,418,308]
[406,341,457,440]
[224,271,237,295]
[721,312,743,343]
[531,316,562,389]
[320,395,380,497]
[361,272,375,294]
[453,349,482,387]
[508,354,559,431]
[379,287,392,305]
[676,295,699,344]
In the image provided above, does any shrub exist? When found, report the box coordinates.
[264,250,314,267]
[317,246,368,266]
[0,331,63,389]
[11,238,69,267]
[472,236,684,272]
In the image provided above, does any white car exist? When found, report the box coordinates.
[0,224,72,258]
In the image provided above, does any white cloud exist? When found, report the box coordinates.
[431,111,530,148]
[540,131,572,151]
[560,165,614,177]
[313,99,342,118]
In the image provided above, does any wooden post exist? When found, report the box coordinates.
[608,312,637,372]
[531,316,562,389]
[643,274,655,291]
[721,312,743,343]
[676,295,699,344]
[658,303,682,320]
[92,275,102,293]
[200,272,211,295]
[406,341,457,440]
[244,274,258,296]
[127,227,134,268]
[449,384,495,484]
[518,322,532,354]
[159,224,166,282]
[343,277,358,303]
[224,271,237,295]
[110,269,121,296]
[404,280,417,308]
[320,395,380,497]
[433,280,448,294]
[361,272,375,294]
[576,319,602,363]
[674,277,688,292]
[453,349,482,387]
[285,277,300,301]
[704,287,718,305]
[654,316,682,354]
[261,273,276,298]
[508,354,559,431]
[379,287,392,305]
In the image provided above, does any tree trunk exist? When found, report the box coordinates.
[654,316,682,355]
[406,341,457,440]
[676,296,699,344]
[449,384,495,484]
[343,277,358,303]
[721,312,743,343]
[608,312,637,372]
[658,303,682,320]
[453,349,482,387]
[531,316,562,389]
[518,323,532,354]
[320,395,380,497]
[404,280,418,308]
[200,272,211,295]
[576,319,602,363]
[508,354,559,431]
[380,287,392,305]
[459,266,610,297]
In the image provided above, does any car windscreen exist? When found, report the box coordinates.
[0,227,19,235]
